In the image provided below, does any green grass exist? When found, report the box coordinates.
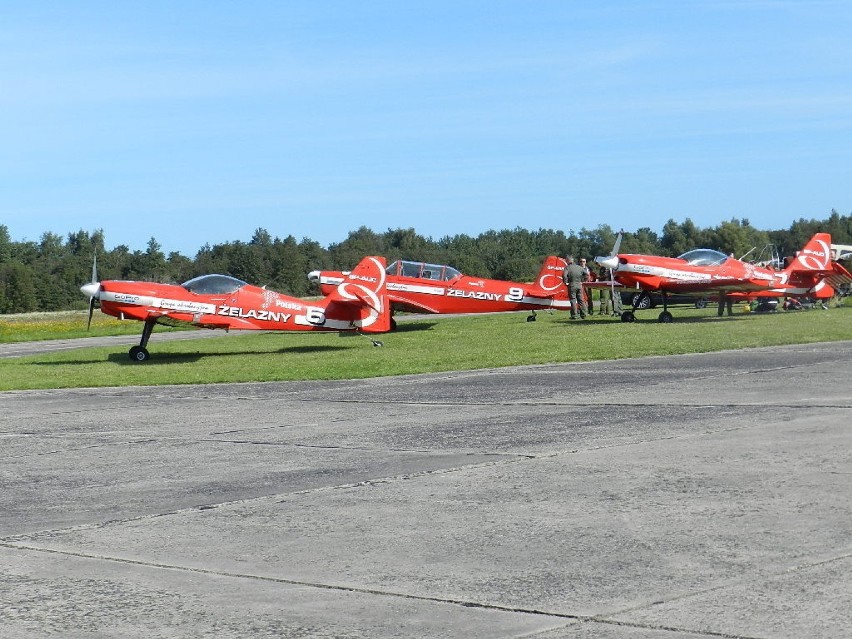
[1,303,850,391]
[0,310,183,342]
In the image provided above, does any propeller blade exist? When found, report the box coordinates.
[612,230,623,256]
[83,253,100,331]
[87,296,96,330]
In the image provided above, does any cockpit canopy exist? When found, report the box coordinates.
[386,260,462,281]
[181,274,247,295]
[677,249,729,267]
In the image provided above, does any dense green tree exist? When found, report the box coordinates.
[0,225,14,263]
[0,262,37,313]
[2,211,851,313]
[661,218,705,256]
[328,226,386,269]
[705,219,771,259]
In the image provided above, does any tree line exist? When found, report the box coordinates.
[1,211,850,314]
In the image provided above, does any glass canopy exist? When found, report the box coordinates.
[181,274,247,295]
[677,249,729,267]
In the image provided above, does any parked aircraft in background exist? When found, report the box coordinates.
[595,233,852,322]
[309,256,570,325]
[81,256,391,361]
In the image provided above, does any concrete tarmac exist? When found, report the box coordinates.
[1,341,851,638]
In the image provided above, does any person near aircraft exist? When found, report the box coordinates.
[580,258,595,313]
[597,266,612,315]
[717,293,734,317]
[612,287,624,317]
[562,256,587,319]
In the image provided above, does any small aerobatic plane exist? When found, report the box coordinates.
[595,232,852,322]
[81,256,391,361]
[308,256,570,324]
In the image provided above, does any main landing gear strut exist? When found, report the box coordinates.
[129,318,156,362]
[657,292,673,323]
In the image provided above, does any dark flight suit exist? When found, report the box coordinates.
[563,263,587,319]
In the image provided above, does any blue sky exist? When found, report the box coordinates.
[2,1,850,256]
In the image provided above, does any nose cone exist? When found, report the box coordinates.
[595,255,619,270]
[80,282,101,298]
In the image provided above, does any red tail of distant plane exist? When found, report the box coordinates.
[323,256,391,333]
[783,233,832,275]
[528,256,568,297]
[781,233,852,299]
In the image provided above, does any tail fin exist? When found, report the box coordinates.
[528,256,568,297]
[325,256,391,333]
[783,233,832,274]
[781,233,847,298]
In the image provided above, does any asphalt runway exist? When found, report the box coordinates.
[0,329,232,359]
[2,341,851,638]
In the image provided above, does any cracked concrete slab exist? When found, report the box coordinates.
[1,341,851,637]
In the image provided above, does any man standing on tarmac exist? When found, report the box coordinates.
[563,256,587,319]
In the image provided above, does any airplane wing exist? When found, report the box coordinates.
[656,280,767,294]
[386,295,443,315]
[582,279,627,291]
[150,310,248,331]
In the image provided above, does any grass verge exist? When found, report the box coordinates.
[1,304,850,391]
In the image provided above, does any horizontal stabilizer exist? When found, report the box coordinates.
[324,256,391,333]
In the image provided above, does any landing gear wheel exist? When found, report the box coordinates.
[621,311,635,322]
[658,311,673,323]
[129,346,150,362]
[526,314,536,322]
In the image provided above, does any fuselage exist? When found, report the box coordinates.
[95,276,361,332]
[610,250,789,294]
[310,259,570,315]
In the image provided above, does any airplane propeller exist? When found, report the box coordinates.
[594,230,623,270]
[80,253,101,330]
[592,231,625,316]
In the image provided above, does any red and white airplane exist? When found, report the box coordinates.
[595,232,852,322]
[308,256,571,324]
[81,256,391,361]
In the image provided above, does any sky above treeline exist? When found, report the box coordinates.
[2,1,850,256]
